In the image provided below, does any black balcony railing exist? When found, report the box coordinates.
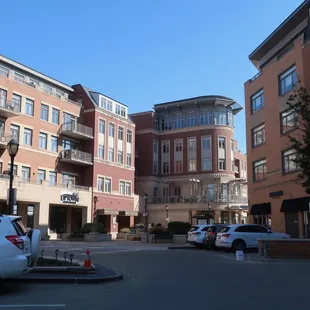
[150,195,248,204]
[59,149,93,164]
[0,98,20,113]
[60,122,93,137]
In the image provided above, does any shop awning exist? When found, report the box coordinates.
[281,197,310,212]
[250,203,271,215]
[96,209,119,216]
[119,211,139,217]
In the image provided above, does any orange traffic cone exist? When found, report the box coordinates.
[83,249,92,267]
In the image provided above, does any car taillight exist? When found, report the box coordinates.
[222,234,230,238]
[6,235,24,250]
[192,232,201,235]
[209,232,216,236]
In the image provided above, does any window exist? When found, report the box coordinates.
[97,177,104,191]
[153,140,158,174]
[126,153,131,166]
[279,66,297,96]
[119,181,125,195]
[125,182,131,195]
[188,159,196,172]
[251,89,264,113]
[107,100,113,111]
[200,111,213,125]
[27,205,35,229]
[29,78,39,87]
[115,104,121,115]
[175,161,183,173]
[175,140,183,152]
[202,159,212,171]
[282,149,298,173]
[163,141,170,153]
[219,159,226,171]
[51,136,58,152]
[37,169,46,184]
[118,151,123,164]
[280,109,298,134]
[63,112,74,124]
[99,119,105,134]
[108,147,114,161]
[39,132,47,150]
[218,137,225,149]
[252,124,265,147]
[61,174,75,187]
[8,164,17,176]
[120,106,126,117]
[14,72,24,83]
[23,128,32,146]
[163,162,170,174]
[228,110,233,126]
[0,88,7,107]
[21,166,30,182]
[202,136,211,150]
[118,127,124,140]
[25,98,34,116]
[153,140,158,154]
[43,84,53,94]
[104,178,112,193]
[174,115,185,129]
[127,130,132,143]
[108,123,115,137]
[0,65,9,77]
[49,172,57,186]
[40,104,49,121]
[231,139,234,151]
[215,111,227,125]
[253,159,267,181]
[10,124,20,142]
[187,113,196,127]
[98,145,104,159]
[161,117,172,131]
[188,138,196,151]
[52,108,60,124]
[12,94,21,112]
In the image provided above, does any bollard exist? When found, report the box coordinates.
[236,250,244,261]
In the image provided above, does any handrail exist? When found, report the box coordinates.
[60,122,93,137]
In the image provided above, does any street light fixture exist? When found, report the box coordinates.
[93,196,98,224]
[143,194,149,233]
[7,138,19,214]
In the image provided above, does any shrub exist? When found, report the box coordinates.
[167,221,191,235]
[150,225,166,235]
[120,227,131,233]
[82,222,107,234]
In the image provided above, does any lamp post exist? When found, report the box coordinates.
[7,139,19,215]
[165,205,169,228]
[143,194,149,233]
[208,203,211,224]
[93,196,98,224]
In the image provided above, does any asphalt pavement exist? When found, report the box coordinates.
[1,242,310,310]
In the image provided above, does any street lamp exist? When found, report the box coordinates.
[208,203,211,224]
[143,194,149,233]
[165,205,169,228]
[93,196,98,224]
[7,138,19,214]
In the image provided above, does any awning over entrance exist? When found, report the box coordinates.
[192,211,214,219]
[281,197,310,212]
[119,210,139,217]
[96,209,119,216]
[250,202,271,215]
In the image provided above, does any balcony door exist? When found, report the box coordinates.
[0,89,7,107]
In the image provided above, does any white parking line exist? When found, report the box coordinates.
[0,305,66,308]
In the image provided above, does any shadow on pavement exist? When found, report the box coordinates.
[0,281,31,296]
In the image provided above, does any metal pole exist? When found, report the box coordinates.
[144,199,148,233]
[8,156,14,214]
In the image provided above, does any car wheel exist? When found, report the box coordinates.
[28,229,41,262]
[232,240,246,252]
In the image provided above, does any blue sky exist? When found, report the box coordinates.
[0,0,304,153]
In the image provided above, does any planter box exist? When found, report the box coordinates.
[173,234,187,244]
[117,233,128,240]
[84,233,112,242]
[139,233,155,243]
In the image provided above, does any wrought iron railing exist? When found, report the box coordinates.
[60,122,93,137]
[150,195,248,204]
[0,98,21,113]
[59,149,93,164]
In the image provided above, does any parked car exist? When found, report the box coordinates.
[204,224,228,249]
[187,224,211,247]
[215,224,290,251]
[0,215,41,288]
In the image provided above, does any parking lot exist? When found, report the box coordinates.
[1,244,310,310]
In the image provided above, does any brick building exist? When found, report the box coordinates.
[0,55,137,239]
[131,95,248,226]
[244,0,310,238]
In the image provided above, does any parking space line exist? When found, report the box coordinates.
[0,305,66,308]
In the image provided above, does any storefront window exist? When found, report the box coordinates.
[221,211,229,223]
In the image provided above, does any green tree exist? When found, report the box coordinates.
[286,85,310,194]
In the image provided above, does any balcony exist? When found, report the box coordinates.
[0,131,13,149]
[0,98,20,118]
[58,149,93,166]
[150,194,248,205]
[59,122,93,140]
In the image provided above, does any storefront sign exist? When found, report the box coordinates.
[60,192,79,204]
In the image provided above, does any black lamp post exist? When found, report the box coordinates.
[93,196,98,224]
[165,205,169,228]
[208,203,211,224]
[7,138,19,215]
[143,194,149,233]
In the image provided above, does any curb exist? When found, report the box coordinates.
[168,246,196,250]
[6,265,123,284]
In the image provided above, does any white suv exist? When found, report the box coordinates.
[215,224,290,251]
[0,215,41,286]
[187,224,211,247]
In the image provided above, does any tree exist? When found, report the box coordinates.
[286,85,310,194]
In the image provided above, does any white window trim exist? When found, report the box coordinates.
[161,140,170,174]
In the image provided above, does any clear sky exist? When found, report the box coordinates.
[0,0,305,153]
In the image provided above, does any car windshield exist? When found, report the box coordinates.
[219,227,230,233]
[189,226,199,232]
